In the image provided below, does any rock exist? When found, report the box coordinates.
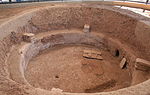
[96,55,103,60]
[135,58,150,71]
[22,33,35,43]
[83,49,102,55]
[83,24,90,33]
[10,32,18,43]
[83,49,103,60]
[120,58,127,69]
[83,52,91,58]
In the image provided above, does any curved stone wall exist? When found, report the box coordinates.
[0,3,150,95]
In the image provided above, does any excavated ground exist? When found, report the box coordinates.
[25,44,131,93]
[6,28,147,94]
[0,2,150,95]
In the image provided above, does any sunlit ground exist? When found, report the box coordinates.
[0,0,150,18]
[115,5,150,18]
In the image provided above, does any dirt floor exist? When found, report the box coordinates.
[0,2,150,95]
[25,44,131,93]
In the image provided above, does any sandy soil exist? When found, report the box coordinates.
[0,2,150,95]
[0,2,58,24]
[25,44,131,93]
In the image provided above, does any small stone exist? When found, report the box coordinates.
[91,53,97,58]
[22,33,35,42]
[83,24,90,33]
[120,58,127,69]
[96,55,103,60]
[91,50,102,55]
[83,49,103,60]
[83,53,89,58]
[135,58,150,71]
[10,31,19,43]
[83,49,102,55]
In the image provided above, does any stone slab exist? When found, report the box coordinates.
[83,49,103,60]
[135,58,150,71]
[120,58,127,69]
[83,24,90,33]
[22,33,35,42]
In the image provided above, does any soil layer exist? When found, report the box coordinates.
[25,45,131,93]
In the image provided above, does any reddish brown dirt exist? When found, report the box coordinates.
[25,44,131,93]
[0,3,57,24]
[0,2,150,95]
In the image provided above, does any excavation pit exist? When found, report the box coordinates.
[25,42,131,93]
[7,29,150,94]
[0,3,150,95]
